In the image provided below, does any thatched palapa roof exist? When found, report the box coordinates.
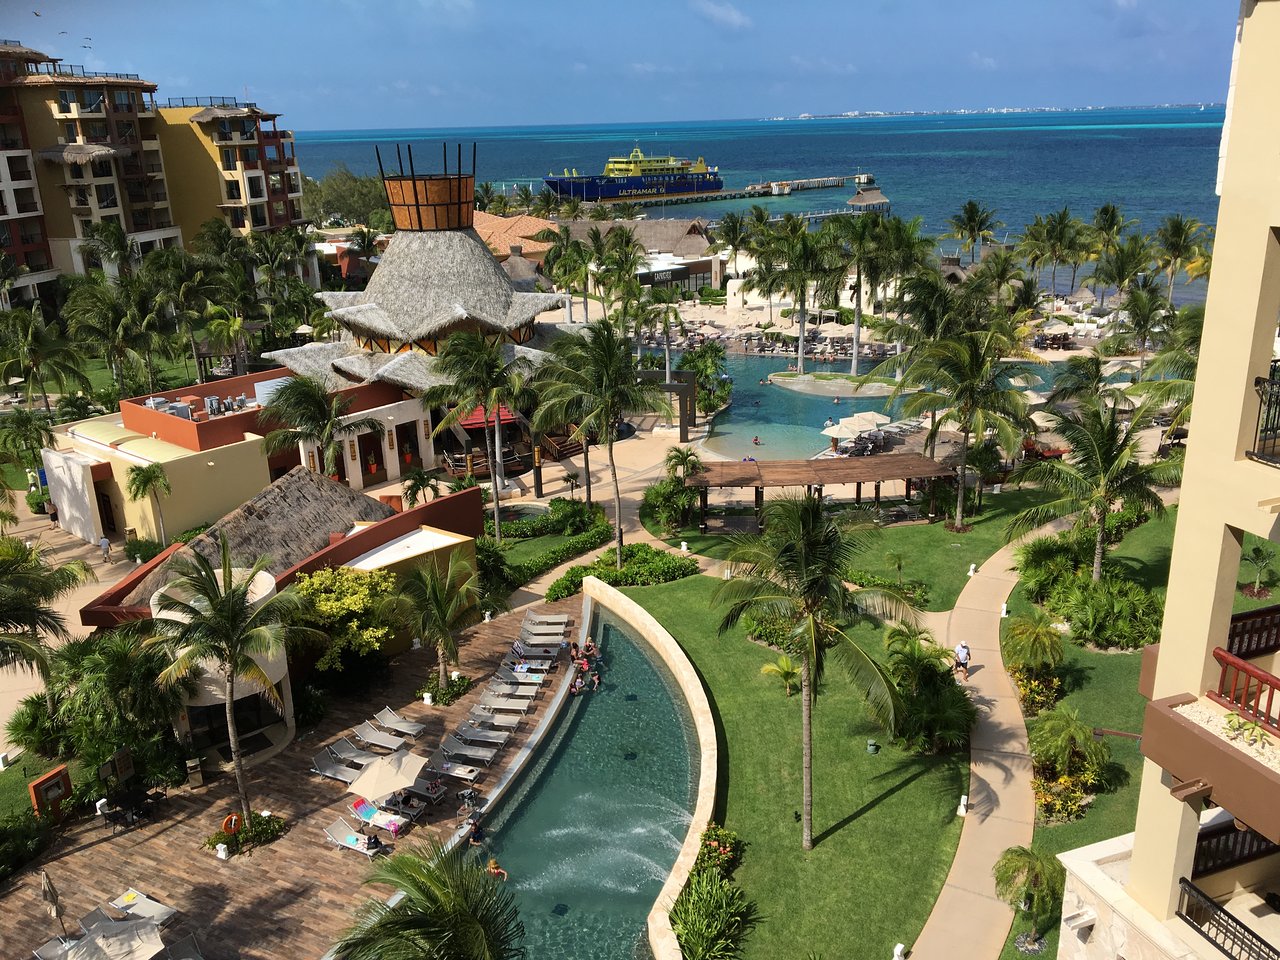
[37,142,129,164]
[120,467,394,607]
[188,105,274,123]
[563,219,711,258]
[500,247,542,292]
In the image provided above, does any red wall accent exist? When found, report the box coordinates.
[79,542,183,626]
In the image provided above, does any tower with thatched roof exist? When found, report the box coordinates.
[264,144,564,393]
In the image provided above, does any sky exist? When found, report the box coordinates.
[15,0,1239,130]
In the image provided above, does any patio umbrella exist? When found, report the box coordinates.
[6,376,23,386]
[1040,318,1072,333]
[1100,359,1138,378]
[822,421,863,440]
[1009,373,1043,389]
[348,750,429,801]
[294,323,314,335]
[697,324,722,337]
[1020,389,1050,410]
[65,919,164,960]
[815,321,848,338]
[840,411,890,433]
[41,869,65,934]
[1031,410,1058,431]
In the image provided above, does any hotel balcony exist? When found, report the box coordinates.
[1247,361,1280,467]
[51,100,106,120]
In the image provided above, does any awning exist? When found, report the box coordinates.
[458,404,517,430]
[37,142,130,164]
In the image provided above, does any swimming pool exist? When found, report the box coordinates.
[481,612,698,959]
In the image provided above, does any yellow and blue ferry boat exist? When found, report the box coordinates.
[543,146,723,201]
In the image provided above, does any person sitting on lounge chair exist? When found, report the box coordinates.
[364,833,386,852]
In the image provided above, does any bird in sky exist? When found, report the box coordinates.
[58,30,67,35]
[33,10,41,15]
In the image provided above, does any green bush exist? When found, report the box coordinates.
[4,692,72,759]
[203,811,288,857]
[693,824,746,879]
[670,868,760,960]
[1007,665,1062,716]
[25,488,49,513]
[475,536,518,609]
[293,684,328,731]
[846,569,930,606]
[417,672,473,706]
[293,566,399,671]
[1047,575,1163,649]
[544,543,701,602]
[488,498,604,538]
[896,678,978,755]
[124,538,166,563]
[505,520,614,586]
[643,477,699,534]
[741,613,792,648]
[170,524,209,545]
[0,811,56,885]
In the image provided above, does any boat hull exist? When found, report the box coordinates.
[542,172,724,202]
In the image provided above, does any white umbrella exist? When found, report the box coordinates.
[840,411,890,433]
[294,323,314,335]
[1009,373,1043,389]
[815,321,848,338]
[1021,389,1050,410]
[66,919,164,960]
[1040,318,1072,333]
[6,376,24,387]
[1031,410,1058,431]
[822,421,863,440]
[1100,359,1137,378]
[349,750,429,800]
[697,324,722,337]
[41,869,65,934]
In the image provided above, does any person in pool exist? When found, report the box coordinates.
[583,639,598,658]
[488,858,509,881]
[752,436,760,445]
[833,396,840,404]
[824,416,834,427]
[468,820,486,847]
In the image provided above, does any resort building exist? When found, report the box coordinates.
[0,39,314,303]
[79,468,483,768]
[1056,5,1280,960]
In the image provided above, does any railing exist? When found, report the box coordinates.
[1248,372,1280,465]
[160,96,257,109]
[1227,606,1280,659]
[28,63,141,80]
[1209,647,1280,737]
[1177,878,1280,960]
[1193,821,1280,878]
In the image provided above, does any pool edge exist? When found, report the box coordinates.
[581,576,718,960]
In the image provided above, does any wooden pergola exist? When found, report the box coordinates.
[684,453,955,532]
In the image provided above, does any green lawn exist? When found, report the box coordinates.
[626,575,966,960]
[81,356,198,394]
[0,754,64,819]
[501,532,578,568]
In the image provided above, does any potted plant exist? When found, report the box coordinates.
[367,454,377,475]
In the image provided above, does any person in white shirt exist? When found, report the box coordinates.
[954,641,971,681]
[99,536,111,563]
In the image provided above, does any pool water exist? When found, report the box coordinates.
[482,614,697,959]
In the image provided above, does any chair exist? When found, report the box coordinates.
[520,621,565,638]
[375,706,426,739]
[502,654,555,673]
[165,933,205,960]
[79,907,117,934]
[353,721,407,751]
[455,723,511,747]
[311,751,360,785]
[324,817,390,857]
[378,791,428,820]
[441,734,499,766]
[495,665,544,686]
[512,640,558,660]
[478,694,531,715]
[33,936,73,960]
[524,613,569,626]
[426,749,481,783]
[469,706,521,730]
[328,737,379,767]
[349,797,410,837]
[485,682,538,700]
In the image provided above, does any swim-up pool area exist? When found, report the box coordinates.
[481,612,698,959]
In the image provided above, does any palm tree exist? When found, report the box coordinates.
[474,182,496,212]
[125,463,172,544]
[1154,213,1203,303]
[1003,609,1064,674]
[708,210,751,277]
[973,248,1024,316]
[335,839,525,960]
[1045,349,1108,406]
[587,203,613,222]
[558,197,584,222]
[664,445,703,482]
[148,534,316,821]
[901,330,1033,529]
[755,225,842,374]
[534,320,670,566]
[827,212,881,372]
[714,495,909,850]
[761,654,800,696]
[879,215,936,347]
[1029,703,1108,776]
[63,272,152,390]
[192,216,250,266]
[993,845,1066,942]
[1093,232,1153,314]
[947,200,1003,264]
[401,468,441,508]
[1241,543,1276,595]
[1110,287,1168,375]
[1006,400,1182,580]
[1132,303,1203,434]
[0,406,55,468]
[379,550,481,685]
[0,538,94,687]
[259,375,385,478]
[1185,229,1213,285]
[1091,203,1133,258]
[883,624,952,695]
[512,183,535,214]
[613,201,641,221]
[0,251,27,309]
[144,247,217,382]
[535,225,591,323]
[423,334,535,540]
[0,303,89,412]
[645,286,685,384]
[79,220,139,277]
[346,227,380,276]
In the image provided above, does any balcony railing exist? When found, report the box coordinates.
[28,63,141,80]
[1248,364,1280,465]
[160,96,257,109]
[1177,878,1280,960]
[1209,648,1280,737]
[1227,606,1280,659]
[1193,820,1280,878]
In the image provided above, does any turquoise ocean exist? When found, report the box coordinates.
[295,105,1224,269]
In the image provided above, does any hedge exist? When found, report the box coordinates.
[545,543,700,602]
[847,569,930,606]
[507,521,614,586]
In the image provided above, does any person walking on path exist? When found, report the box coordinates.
[99,536,111,563]
[954,640,971,681]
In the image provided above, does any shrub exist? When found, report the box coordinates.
[742,613,792,648]
[544,543,700,602]
[25,488,49,513]
[693,824,746,879]
[4,692,71,759]
[170,524,209,544]
[203,811,288,857]
[1047,575,1163,649]
[896,680,978,754]
[846,569,930,606]
[124,538,166,563]
[505,520,614,587]
[0,811,56,885]
[670,868,760,960]
[486,498,604,539]
[643,477,699,533]
[475,536,518,609]
[1032,772,1097,823]
[293,566,399,670]
[417,672,473,706]
[1007,665,1062,716]
[293,684,328,731]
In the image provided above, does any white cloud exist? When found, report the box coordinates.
[969,51,998,72]
[690,0,752,31]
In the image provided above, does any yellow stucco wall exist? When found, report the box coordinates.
[15,85,75,243]
[154,107,227,246]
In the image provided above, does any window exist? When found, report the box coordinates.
[242,147,259,164]
[220,148,236,171]
[83,90,105,112]
[99,213,119,227]
[95,183,118,210]
[240,119,256,138]
[112,90,132,111]
[247,177,265,200]
[250,205,267,228]
[57,89,74,113]
[115,120,136,144]
[272,201,286,218]
[85,121,109,142]
[229,208,246,229]
[64,122,77,142]
[90,160,112,179]
[0,223,11,247]
[76,217,92,237]
[224,179,241,201]
[268,173,283,194]
[216,119,231,142]
[68,163,83,181]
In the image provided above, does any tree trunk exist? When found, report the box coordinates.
[796,282,807,375]
[608,437,624,570]
[955,429,971,528]
[484,412,503,543]
[438,638,450,686]
[1092,509,1106,582]
[152,492,167,544]
[800,656,814,851]
[664,333,672,387]
[581,440,593,506]
[190,331,203,383]
[41,382,51,414]
[493,415,506,491]
[1167,270,1176,306]
[850,266,863,376]
[225,672,252,822]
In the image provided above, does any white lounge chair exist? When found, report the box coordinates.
[425,749,480,783]
[375,707,426,739]
[324,817,389,857]
[512,639,559,660]
[478,693,531,714]
[495,666,544,686]
[165,933,205,960]
[486,682,538,700]
[454,723,511,747]
[502,654,555,673]
[329,737,378,767]
[312,751,360,784]
[524,613,569,626]
[469,706,521,729]
[353,721,407,752]
[441,734,499,766]
[521,618,566,635]
[350,796,410,837]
